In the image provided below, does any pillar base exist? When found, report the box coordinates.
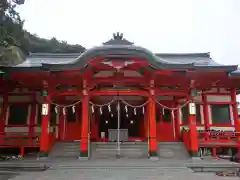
[189,151,199,157]
[79,150,89,159]
[149,151,158,159]
[38,151,48,158]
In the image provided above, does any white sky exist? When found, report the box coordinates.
[17,0,240,66]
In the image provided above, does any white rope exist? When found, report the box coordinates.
[89,97,117,107]
[153,97,191,110]
[49,99,82,108]
[119,97,149,108]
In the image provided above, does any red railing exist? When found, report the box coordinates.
[0,131,57,157]
[198,131,240,147]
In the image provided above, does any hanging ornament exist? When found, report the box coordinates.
[134,108,136,115]
[126,113,128,118]
[108,104,111,112]
[72,105,75,113]
[111,113,113,117]
[99,106,103,115]
[63,107,66,115]
[91,105,95,113]
[55,106,58,114]
[142,106,145,114]
[125,105,128,112]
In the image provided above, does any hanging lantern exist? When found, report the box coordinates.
[72,105,75,113]
[134,108,136,115]
[108,104,111,112]
[125,105,128,112]
[142,106,145,114]
[99,106,103,115]
[91,105,95,113]
[55,106,58,114]
[63,107,66,115]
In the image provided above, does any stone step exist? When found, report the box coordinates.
[50,142,81,158]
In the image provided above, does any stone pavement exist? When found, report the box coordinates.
[0,158,238,180]
[8,167,240,180]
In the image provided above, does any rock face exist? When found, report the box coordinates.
[0,46,26,66]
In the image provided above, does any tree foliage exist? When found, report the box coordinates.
[0,0,85,65]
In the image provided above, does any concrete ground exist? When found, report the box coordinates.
[0,158,239,180]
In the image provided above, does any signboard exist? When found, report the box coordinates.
[189,103,196,115]
[42,104,49,115]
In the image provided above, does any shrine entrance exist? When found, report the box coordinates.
[91,95,146,142]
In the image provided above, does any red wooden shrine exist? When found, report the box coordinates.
[0,33,240,158]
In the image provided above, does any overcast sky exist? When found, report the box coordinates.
[17,0,240,66]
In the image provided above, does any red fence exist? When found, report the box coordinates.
[198,131,240,148]
[0,132,56,157]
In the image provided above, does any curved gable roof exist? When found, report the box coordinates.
[0,33,239,74]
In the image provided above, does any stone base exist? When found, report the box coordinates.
[38,151,48,158]
[79,150,89,159]
[189,151,199,157]
[149,151,158,160]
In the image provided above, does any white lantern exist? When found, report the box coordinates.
[42,104,49,115]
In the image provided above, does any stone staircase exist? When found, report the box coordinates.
[91,142,148,159]
[50,141,80,158]
[157,142,190,160]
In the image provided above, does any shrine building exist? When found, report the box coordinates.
[0,33,240,159]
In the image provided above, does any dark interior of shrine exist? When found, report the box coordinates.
[98,102,144,139]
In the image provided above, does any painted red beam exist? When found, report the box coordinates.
[90,77,148,86]
[50,91,82,96]
[154,89,188,97]
[90,89,149,97]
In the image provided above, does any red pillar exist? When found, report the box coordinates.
[148,96,158,157]
[231,89,240,133]
[144,108,148,140]
[29,104,36,138]
[58,107,65,141]
[202,94,210,130]
[0,94,8,134]
[188,102,199,157]
[231,89,240,157]
[79,94,89,158]
[39,96,51,157]
[174,99,181,140]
